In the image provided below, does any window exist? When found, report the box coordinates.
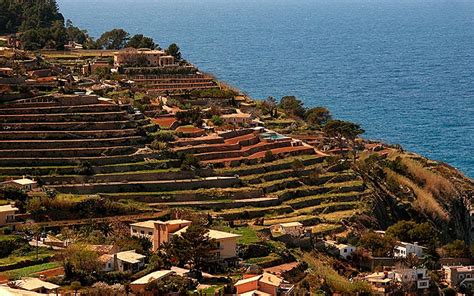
[148,232,152,235]
[343,249,347,253]
[467,274,472,278]
[133,229,137,233]
[140,230,144,234]
[459,274,465,279]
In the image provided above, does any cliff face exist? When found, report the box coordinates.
[355,149,474,244]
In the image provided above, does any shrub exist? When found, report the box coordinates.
[263,151,275,163]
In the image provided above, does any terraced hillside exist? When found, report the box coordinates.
[0,95,373,236]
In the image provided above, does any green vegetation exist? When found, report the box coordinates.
[0,0,64,34]
[0,248,54,268]
[3,262,60,280]
[213,226,260,244]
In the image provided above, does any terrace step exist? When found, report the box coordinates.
[0,129,141,140]
[174,134,259,154]
[0,111,130,123]
[0,136,144,149]
[38,169,204,185]
[148,197,280,210]
[0,119,141,131]
[0,152,162,167]
[47,176,240,194]
[195,141,292,161]
[0,103,127,115]
[285,191,367,210]
[0,146,139,158]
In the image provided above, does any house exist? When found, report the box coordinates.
[130,270,176,294]
[0,285,47,295]
[221,113,254,125]
[10,277,59,294]
[324,240,356,260]
[270,222,304,236]
[393,268,430,290]
[114,48,175,68]
[173,227,241,262]
[130,219,192,251]
[100,250,146,273]
[443,265,474,290]
[365,268,430,294]
[234,272,294,296]
[393,242,425,258]
[1,177,37,191]
[0,204,18,226]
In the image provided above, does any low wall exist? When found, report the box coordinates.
[0,136,143,149]
[0,103,122,115]
[0,120,138,132]
[0,146,137,158]
[50,177,240,194]
[0,111,129,123]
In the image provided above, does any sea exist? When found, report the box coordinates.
[58,0,474,178]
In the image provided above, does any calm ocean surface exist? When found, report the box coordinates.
[58,0,474,177]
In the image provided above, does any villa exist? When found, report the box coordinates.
[270,222,304,236]
[130,219,192,251]
[443,265,474,291]
[234,272,294,296]
[0,204,18,226]
[114,48,175,68]
[100,250,146,273]
[324,240,356,260]
[393,242,426,258]
[1,177,37,191]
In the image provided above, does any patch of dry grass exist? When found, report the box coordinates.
[401,157,456,199]
[386,168,449,221]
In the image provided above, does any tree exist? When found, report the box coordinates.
[66,19,89,44]
[279,96,305,118]
[176,108,202,126]
[145,274,195,296]
[323,120,364,159]
[259,96,278,118]
[166,43,181,61]
[126,34,156,49]
[96,29,130,50]
[71,281,81,296]
[441,240,470,258]
[304,107,331,127]
[62,244,100,278]
[359,232,396,257]
[385,220,437,246]
[163,223,216,271]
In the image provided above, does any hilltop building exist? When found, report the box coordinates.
[270,222,304,236]
[324,240,356,260]
[443,265,474,291]
[114,48,175,68]
[393,242,425,258]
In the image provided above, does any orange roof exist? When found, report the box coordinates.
[153,117,177,129]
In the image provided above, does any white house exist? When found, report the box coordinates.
[271,222,304,236]
[10,277,60,294]
[324,240,356,259]
[393,268,430,289]
[99,250,145,273]
[0,204,18,226]
[394,242,426,258]
[0,177,37,191]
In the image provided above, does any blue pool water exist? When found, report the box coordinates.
[58,0,474,177]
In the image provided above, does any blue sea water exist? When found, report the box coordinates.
[58,0,474,178]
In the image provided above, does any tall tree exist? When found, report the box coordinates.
[166,43,181,61]
[163,224,216,271]
[323,119,364,157]
[279,96,305,118]
[126,34,157,49]
[96,29,130,50]
[304,107,331,127]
